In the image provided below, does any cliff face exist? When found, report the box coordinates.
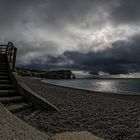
[40,70,75,79]
[17,68,75,79]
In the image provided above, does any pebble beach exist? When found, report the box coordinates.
[16,77,140,140]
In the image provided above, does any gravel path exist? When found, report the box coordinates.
[16,77,140,140]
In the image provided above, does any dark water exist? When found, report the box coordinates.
[42,79,140,95]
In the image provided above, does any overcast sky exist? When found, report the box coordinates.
[1,0,140,75]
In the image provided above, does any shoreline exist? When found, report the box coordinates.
[16,77,140,140]
[42,79,140,102]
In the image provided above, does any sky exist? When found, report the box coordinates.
[1,0,140,76]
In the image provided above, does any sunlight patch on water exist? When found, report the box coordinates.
[92,81,117,92]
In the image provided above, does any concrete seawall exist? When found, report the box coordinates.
[0,103,49,140]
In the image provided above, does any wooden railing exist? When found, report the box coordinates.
[0,42,17,71]
[6,42,17,72]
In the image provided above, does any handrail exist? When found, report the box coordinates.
[6,42,17,72]
[0,42,17,72]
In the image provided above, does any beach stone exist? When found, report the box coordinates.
[19,77,140,140]
[52,131,104,140]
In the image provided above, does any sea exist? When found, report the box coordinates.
[42,78,140,95]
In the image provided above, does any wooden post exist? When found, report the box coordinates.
[0,46,1,54]
[12,47,17,71]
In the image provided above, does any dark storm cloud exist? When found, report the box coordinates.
[111,0,140,24]
[16,40,61,64]
[0,0,115,60]
[46,34,140,74]
[0,0,106,26]
[0,0,140,74]
[41,0,109,25]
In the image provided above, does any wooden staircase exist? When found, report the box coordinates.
[0,42,58,114]
[0,54,32,113]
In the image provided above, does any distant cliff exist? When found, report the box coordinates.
[40,70,75,79]
[17,68,75,79]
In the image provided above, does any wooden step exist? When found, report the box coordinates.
[0,64,8,66]
[0,67,8,69]
[0,72,9,75]
[0,65,8,67]
[0,64,7,66]
[0,63,8,65]
[0,90,17,97]
[0,84,15,90]
[0,70,8,72]
[0,96,24,104]
[0,65,7,67]
[0,66,8,69]
[0,68,8,70]
[0,66,8,68]
[0,80,12,84]
[7,103,31,113]
[0,71,8,73]
[0,76,9,80]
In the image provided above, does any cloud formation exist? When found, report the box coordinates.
[0,0,140,74]
[58,34,140,74]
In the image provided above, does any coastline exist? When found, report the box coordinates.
[16,77,140,140]
[42,79,140,102]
